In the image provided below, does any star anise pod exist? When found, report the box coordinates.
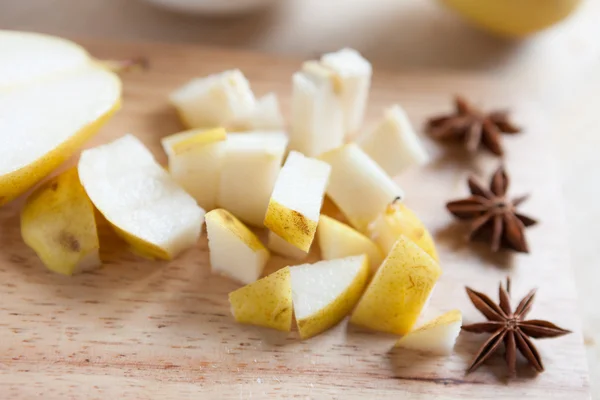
[446,166,537,253]
[426,96,521,156]
[462,277,571,376]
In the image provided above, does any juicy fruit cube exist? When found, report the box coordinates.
[217,131,288,226]
[395,309,462,355]
[78,134,205,260]
[229,267,293,332]
[21,168,100,275]
[318,143,404,232]
[206,209,270,285]
[291,255,369,339]
[264,151,331,252]
[358,105,429,176]
[267,231,308,260]
[231,92,284,131]
[351,236,442,335]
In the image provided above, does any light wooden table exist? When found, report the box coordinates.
[3,0,600,397]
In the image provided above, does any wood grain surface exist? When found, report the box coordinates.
[0,39,590,399]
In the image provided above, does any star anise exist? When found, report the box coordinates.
[462,277,571,376]
[426,96,521,156]
[446,166,537,253]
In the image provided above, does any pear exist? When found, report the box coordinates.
[318,215,384,273]
[169,69,256,129]
[0,62,121,206]
[320,48,372,138]
[161,127,227,211]
[318,143,404,232]
[21,168,100,275]
[206,209,270,284]
[395,310,462,355]
[267,231,308,260]
[231,93,284,131]
[78,134,205,260]
[289,62,344,157]
[367,199,438,261]
[218,131,288,226]
[264,151,331,252]
[228,267,293,331]
[291,255,369,339]
[351,236,442,335]
[358,105,428,176]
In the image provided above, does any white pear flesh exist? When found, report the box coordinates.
[161,127,227,211]
[290,254,369,339]
[78,134,205,260]
[320,48,372,138]
[290,63,344,157]
[217,131,288,226]
[264,151,331,252]
[232,92,284,131]
[0,30,90,89]
[358,105,429,176]
[0,64,121,206]
[206,209,269,285]
[317,215,384,273]
[169,69,256,129]
[267,231,308,260]
[318,143,404,232]
[395,310,462,355]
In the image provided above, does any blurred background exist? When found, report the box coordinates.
[3,0,600,396]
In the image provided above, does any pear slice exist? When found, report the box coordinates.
[169,69,256,129]
[318,215,384,273]
[78,134,205,260]
[229,267,293,331]
[351,236,442,335]
[358,105,429,176]
[267,231,308,260]
[395,310,462,355]
[291,255,369,339]
[21,168,100,275]
[161,127,227,211]
[320,48,372,138]
[289,63,344,157]
[318,143,404,232]
[206,208,270,284]
[264,151,331,252]
[367,199,438,261]
[0,30,91,89]
[218,131,288,226]
[0,63,121,206]
[231,93,285,131]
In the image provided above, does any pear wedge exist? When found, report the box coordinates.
[267,231,308,260]
[395,310,462,355]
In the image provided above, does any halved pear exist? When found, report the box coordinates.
[0,63,121,206]
[161,127,227,211]
[206,208,270,284]
[264,151,331,252]
[318,143,404,232]
[289,63,344,157]
[367,199,438,261]
[228,267,293,331]
[358,105,429,176]
[351,236,442,335]
[21,168,100,275]
[218,131,288,226]
[291,255,369,339]
[78,134,205,260]
[169,69,256,129]
[318,215,384,273]
[267,231,308,260]
[395,310,462,355]
[231,93,284,131]
[320,48,372,138]
[0,30,90,89]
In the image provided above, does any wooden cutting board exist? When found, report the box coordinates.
[0,39,590,399]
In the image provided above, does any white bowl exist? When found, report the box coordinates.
[142,0,280,15]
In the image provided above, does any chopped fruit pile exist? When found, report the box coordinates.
[4,30,459,357]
